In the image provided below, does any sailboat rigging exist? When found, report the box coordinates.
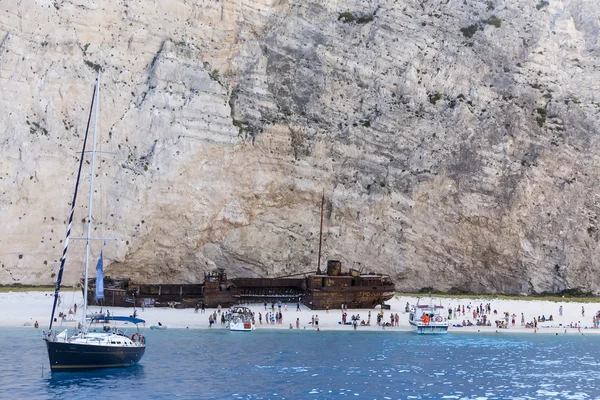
[43,71,146,371]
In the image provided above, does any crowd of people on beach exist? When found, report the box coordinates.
[53,303,78,324]
[207,309,228,327]
[203,301,304,329]
[35,292,600,333]
[259,311,285,325]
[201,302,408,331]
[445,301,600,332]
[191,300,600,332]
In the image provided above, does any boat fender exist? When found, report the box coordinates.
[435,316,443,322]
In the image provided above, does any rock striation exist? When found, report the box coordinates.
[1,0,600,294]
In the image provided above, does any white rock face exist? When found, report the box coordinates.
[1,0,600,294]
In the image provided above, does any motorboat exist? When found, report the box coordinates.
[150,323,167,330]
[408,296,448,334]
[226,306,255,331]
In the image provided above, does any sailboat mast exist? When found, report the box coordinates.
[81,71,101,328]
[48,74,98,331]
[316,191,324,275]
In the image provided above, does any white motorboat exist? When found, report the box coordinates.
[226,306,255,331]
[408,297,449,334]
[150,323,167,330]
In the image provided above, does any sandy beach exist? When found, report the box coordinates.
[3,290,600,335]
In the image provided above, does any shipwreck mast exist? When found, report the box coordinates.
[317,191,325,275]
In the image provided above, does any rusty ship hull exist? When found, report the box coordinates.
[87,261,394,310]
[304,287,396,310]
[87,271,305,309]
[303,275,395,310]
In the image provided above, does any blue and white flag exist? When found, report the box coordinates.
[95,251,104,301]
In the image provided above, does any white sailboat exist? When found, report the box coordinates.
[43,71,146,371]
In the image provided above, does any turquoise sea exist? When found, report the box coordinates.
[2,327,599,399]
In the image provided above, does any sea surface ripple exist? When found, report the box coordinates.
[1,327,599,399]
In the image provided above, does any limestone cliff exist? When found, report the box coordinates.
[1,0,600,294]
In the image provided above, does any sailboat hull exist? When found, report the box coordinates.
[44,339,145,371]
